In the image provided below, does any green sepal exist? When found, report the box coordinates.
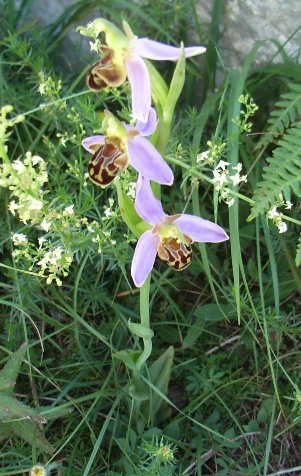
[141,346,174,419]
[77,18,129,51]
[163,43,186,122]
[128,320,154,339]
[112,349,142,372]
[116,181,152,237]
[146,60,169,117]
[151,45,186,155]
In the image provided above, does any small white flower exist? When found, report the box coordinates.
[278,222,287,233]
[212,170,229,189]
[104,208,112,218]
[285,201,293,210]
[8,200,19,215]
[267,206,279,220]
[31,155,45,166]
[64,204,75,216]
[225,197,235,207]
[196,150,210,163]
[38,236,47,248]
[12,159,25,174]
[89,41,99,52]
[27,197,43,210]
[126,181,136,198]
[12,233,27,245]
[40,218,51,232]
[59,136,67,147]
[229,172,241,186]
[216,160,230,171]
[38,83,46,95]
[232,163,243,172]
[30,463,47,476]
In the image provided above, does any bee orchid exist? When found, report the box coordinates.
[131,176,229,287]
[82,108,173,187]
[78,19,206,122]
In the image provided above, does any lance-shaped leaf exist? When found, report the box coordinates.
[141,346,174,420]
[0,341,27,396]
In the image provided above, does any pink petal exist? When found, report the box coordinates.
[128,137,174,185]
[131,230,159,287]
[82,135,106,153]
[134,176,165,225]
[174,214,229,243]
[134,38,206,61]
[125,55,151,122]
[136,107,157,136]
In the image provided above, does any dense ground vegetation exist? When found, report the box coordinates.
[0,1,301,475]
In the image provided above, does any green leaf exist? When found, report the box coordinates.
[128,320,154,339]
[0,392,46,422]
[0,342,27,396]
[0,419,54,454]
[141,346,174,419]
[248,122,301,220]
[257,82,301,148]
[112,349,142,372]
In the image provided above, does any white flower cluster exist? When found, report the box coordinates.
[0,152,48,223]
[196,140,226,166]
[12,234,73,287]
[212,161,247,207]
[37,246,73,286]
[38,73,62,98]
[267,197,292,233]
[102,198,117,220]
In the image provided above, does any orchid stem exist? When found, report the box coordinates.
[135,272,152,371]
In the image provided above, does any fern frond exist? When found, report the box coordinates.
[296,235,301,267]
[248,122,301,221]
[257,83,301,148]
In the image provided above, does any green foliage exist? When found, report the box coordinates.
[0,343,70,454]
[0,0,301,475]
[248,121,301,220]
[256,82,301,148]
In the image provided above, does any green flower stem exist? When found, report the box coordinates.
[135,272,152,372]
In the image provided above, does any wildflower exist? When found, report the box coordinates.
[82,107,173,186]
[30,464,47,476]
[278,222,287,233]
[285,200,293,210]
[212,169,229,190]
[78,18,206,122]
[196,150,210,163]
[267,206,279,220]
[131,176,229,287]
[40,218,51,232]
[12,233,27,245]
[64,204,75,216]
[8,200,19,215]
[216,160,230,171]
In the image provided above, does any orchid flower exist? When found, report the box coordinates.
[131,176,229,287]
[78,19,206,122]
[82,107,173,187]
